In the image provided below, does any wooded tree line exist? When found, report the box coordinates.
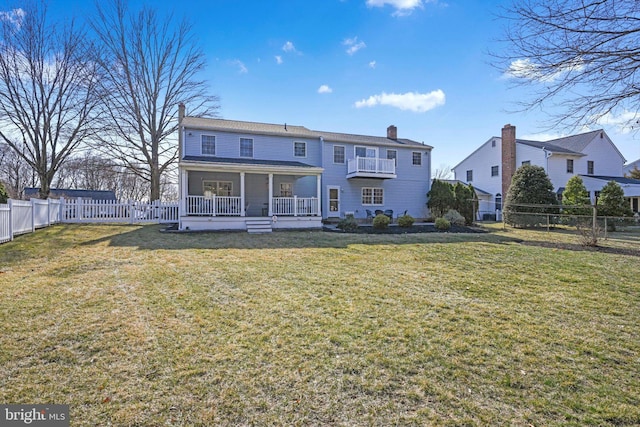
[0,0,218,200]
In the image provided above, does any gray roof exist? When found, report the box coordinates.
[182,117,431,149]
[24,188,117,200]
[182,155,317,168]
[516,138,585,156]
[579,175,640,185]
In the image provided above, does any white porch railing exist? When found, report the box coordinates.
[347,156,395,175]
[272,197,319,216]
[186,195,242,216]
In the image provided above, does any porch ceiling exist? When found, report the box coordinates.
[180,156,323,174]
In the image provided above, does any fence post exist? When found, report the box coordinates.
[546,214,550,232]
[60,197,65,222]
[30,198,36,233]
[129,200,134,224]
[294,195,298,217]
[7,199,14,241]
[46,198,51,227]
[604,216,608,240]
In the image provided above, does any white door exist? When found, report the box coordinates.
[328,186,340,217]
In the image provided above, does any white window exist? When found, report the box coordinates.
[201,135,215,156]
[362,187,384,205]
[280,183,293,197]
[203,181,232,197]
[240,138,253,157]
[333,145,345,164]
[412,152,422,166]
[355,146,377,158]
[294,141,306,157]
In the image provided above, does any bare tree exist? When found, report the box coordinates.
[91,0,219,201]
[0,2,104,199]
[495,0,640,130]
[0,141,37,198]
[431,164,453,180]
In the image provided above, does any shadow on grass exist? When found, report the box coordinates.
[519,240,640,257]
[75,223,522,250]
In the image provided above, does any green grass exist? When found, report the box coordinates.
[0,224,639,426]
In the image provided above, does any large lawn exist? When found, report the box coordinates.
[0,224,639,426]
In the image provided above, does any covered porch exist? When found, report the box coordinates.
[178,158,323,231]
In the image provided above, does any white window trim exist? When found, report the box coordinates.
[354,145,378,158]
[361,187,384,206]
[412,151,422,166]
[294,141,307,158]
[201,134,216,156]
[202,180,233,197]
[333,145,346,164]
[239,137,254,158]
[279,182,293,197]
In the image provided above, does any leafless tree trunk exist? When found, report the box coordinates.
[91,0,219,201]
[0,2,104,199]
[494,0,640,131]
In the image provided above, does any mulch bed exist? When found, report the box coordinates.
[323,224,486,234]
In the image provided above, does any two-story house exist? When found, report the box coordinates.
[177,105,432,232]
[453,124,640,216]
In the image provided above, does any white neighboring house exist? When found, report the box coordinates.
[452,124,640,216]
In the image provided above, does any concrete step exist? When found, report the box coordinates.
[246,219,272,233]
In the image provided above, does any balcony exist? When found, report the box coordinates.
[347,156,397,179]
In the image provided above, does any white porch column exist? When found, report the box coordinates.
[240,172,246,217]
[180,169,188,216]
[316,174,322,216]
[268,174,274,216]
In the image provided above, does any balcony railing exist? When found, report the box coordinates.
[347,157,396,178]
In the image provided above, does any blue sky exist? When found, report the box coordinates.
[31,0,640,170]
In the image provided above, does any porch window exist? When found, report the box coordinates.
[567,159,574,173]
[240,138,253,157]
[587,160,594,175]
[412,152,422,166]
[387,149,397,165]
[294,141,306,157]
[333,145,345,164]
[362,187,383,206]
[495,193,502,211]
[280,183,293,197]
[203,181,232,197]
[201,135,216,156]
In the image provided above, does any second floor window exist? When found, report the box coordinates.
[333,146,345,164]
[294,141,306,157]
[491,165,499,176]
[466,170,473,182]
[566,159,574,173]
[240,138,253,157]
[412,152,422,166]
[387,150,397,165]
[587,160,594,175]
[202,135,215,156]
[355,146,377,158]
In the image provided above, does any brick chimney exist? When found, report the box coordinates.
[178,103,186,159]
[501,124,516,198]
[387,125,397,140]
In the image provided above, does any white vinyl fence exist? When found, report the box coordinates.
[0,198,178,245]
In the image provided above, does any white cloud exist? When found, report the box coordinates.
[369,61,377,69]
[595,110,639,134]
[505,57,583,83]
[282,41,297,53]
[0,8,25,28]
[354,90,445,112]
[366,0,427,16]
[343,37,366,55]
[231,59,248,74]
[318,85,333,94]
[275,55,283,64]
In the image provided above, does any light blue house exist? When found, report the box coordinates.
[177,106,432,232]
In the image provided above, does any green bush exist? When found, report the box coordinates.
[0,182,8,204]
[337,214,358,232]
[398,214,415,228]
[373,213,390,229]
[443,209,465,226]
[435,217,451,231]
